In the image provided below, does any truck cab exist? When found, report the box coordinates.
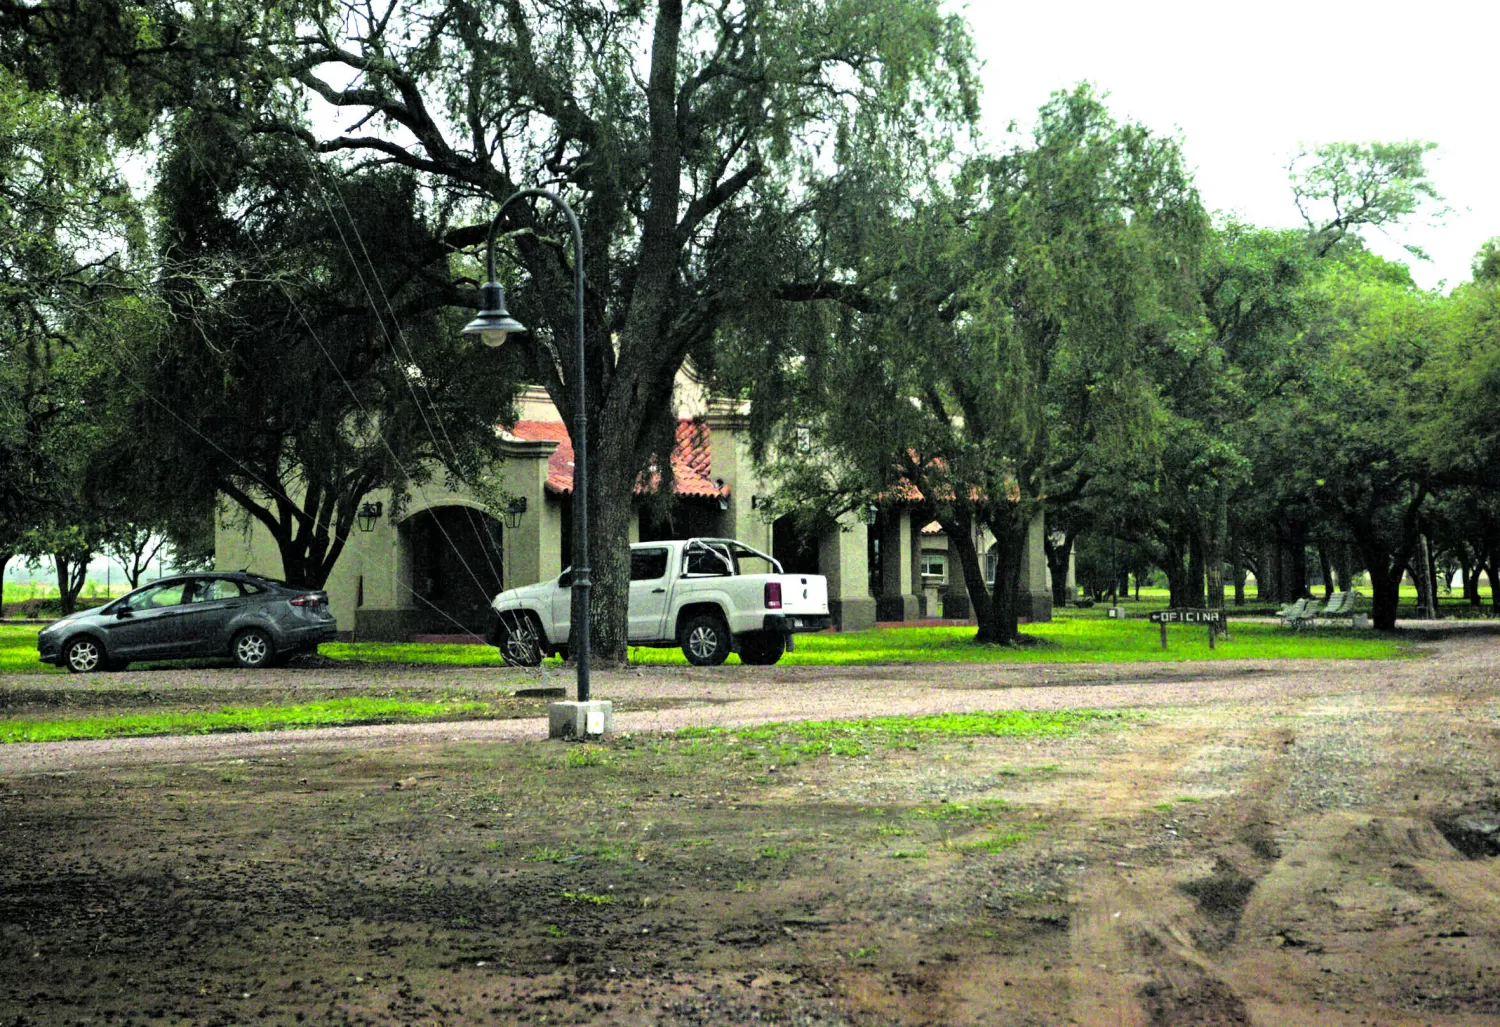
[490,538,831,666]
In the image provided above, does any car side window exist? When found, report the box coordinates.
[192,579,243,602]
[630,549,669,582]
[128,582,189,610]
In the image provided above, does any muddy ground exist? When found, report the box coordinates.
[3,628,1500,1025]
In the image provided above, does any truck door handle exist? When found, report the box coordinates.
[652,587,666,594]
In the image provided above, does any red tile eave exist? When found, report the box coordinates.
[510,419,727,499]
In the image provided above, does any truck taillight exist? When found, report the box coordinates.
[765,581,782,609]
[290,593,325,607]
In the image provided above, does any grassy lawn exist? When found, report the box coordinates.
[2,613,1416,678]
[0,696,508,744]
[628,618,1411,666]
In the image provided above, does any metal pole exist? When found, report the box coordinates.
[486,190,590,703]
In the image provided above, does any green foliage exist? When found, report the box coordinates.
[729,85,1207,643]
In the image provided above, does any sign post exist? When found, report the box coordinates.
[1148,609,1226,651]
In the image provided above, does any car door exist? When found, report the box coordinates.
[628,547,671,641]
[181,578,249,656]
[101,580,192,659]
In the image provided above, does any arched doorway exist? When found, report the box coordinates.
[406,506,505,635]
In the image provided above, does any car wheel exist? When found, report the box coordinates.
[497,614,544,668]
[739,632,786,666]
[679,615,730,667]
[232,628,275,669]
[63,636,105,674]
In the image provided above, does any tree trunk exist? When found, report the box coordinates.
[1318,544,1335,599]
[1257,542,1278,602]
[1201,483,1227,609]
[584,446,638,663]
[1489,563,1500,612]
[980,508,1027,644]
[1334,543,1354,593]
[1231,543,1246,606]
[1163,538,1188,608]
[1369,564,1401,630]
[0,552,8,614]
[1186,534,1207,608]
[1463,562,1481,605]
[941,513,996,642]
[1045,530,1074,609]
[54,553,88,615]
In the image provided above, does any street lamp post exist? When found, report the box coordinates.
[463,189,592,705]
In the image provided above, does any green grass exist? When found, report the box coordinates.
[0,606,1425,679]
[682,708,1130,749]
[320,640,504,666]
[629,617,1414,667]
[0,696,498,744]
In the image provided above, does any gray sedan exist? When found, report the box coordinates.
[37,573,338,673]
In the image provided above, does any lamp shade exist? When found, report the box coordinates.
[461,281,527,347]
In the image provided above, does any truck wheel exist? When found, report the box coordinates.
[679,614,730,667]
[497,614,544,667]
[739,632,786,666]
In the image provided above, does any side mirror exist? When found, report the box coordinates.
[557,572,572,589]
[116,608,133,619]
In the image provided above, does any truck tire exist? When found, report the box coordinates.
[496,613,544,667]
[738,631,786,666]
[679,614,731,667]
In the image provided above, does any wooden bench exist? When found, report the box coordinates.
[1278,598,1314,630]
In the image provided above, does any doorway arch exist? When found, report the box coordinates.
[405,506,505,634]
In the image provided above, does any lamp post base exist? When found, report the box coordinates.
[548,700,614,739]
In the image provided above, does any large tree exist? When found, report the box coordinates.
[96,113,523,589]
[730,87,1205,642]
[4,0,978,656]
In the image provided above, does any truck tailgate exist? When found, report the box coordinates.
[776,574,828,615]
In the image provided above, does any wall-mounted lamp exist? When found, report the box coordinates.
[504,496,528,529]
[356,500,384,532]
[862,503,879,526]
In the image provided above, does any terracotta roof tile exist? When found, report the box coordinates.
[508,419,726,499]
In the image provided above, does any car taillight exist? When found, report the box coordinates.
[765,581,782,609]
[290,593,325,607]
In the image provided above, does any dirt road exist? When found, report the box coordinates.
[2,625,1498,1025]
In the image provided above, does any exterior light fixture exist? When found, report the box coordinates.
[356,500,383,533]
[503,496,528,529]
[461,281,527,347]
[862,503,879,526]
[465,187,593,706]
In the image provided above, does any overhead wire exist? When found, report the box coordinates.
[299,149,511,596]
[41,280,494,643]
[173,129,506,621]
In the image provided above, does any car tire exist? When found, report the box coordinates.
[679,614,731,667]
[497,614,544,668]
[232,628,275,669]
[63,636,106,674]
[739,632,786,666]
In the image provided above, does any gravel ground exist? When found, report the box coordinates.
[3,620,1494,776]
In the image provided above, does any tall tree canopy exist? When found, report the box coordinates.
[728,86,1206,642]
[5,0,979,654]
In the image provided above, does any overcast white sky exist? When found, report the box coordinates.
[956,0,1496,291]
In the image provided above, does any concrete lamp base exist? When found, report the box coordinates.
[548,700,614,740]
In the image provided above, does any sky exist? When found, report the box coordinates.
[956,0,1496,291]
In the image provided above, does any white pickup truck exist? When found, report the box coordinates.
[488,538,830,667]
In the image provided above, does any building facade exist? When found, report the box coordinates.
[215,388,1054,640]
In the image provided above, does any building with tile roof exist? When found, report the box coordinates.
[215,385,1054,642]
